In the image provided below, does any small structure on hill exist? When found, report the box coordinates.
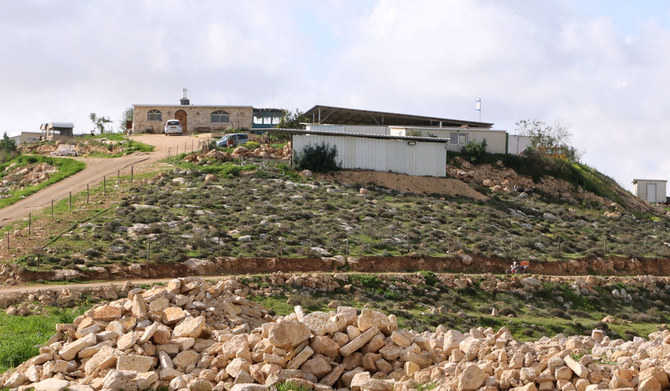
[280,128,448,177]
[132,88,282,134]
[40,122,74,141]
[9,132,42,145]
[633,178,667,203]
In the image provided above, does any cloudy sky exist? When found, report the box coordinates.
[1,0,669,193]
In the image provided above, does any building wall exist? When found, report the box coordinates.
[293,134,446,177]
[132,105,253,134]
[508,135,532,155]
[389,127,508,154]
[633,180,667,203]
[10,132,43,145]
[306,124,389,135]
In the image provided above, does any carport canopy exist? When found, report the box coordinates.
[304,105,493,128]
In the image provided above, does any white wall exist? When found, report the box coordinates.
[508,135,532,155]
[633,180,667,203]
[389,127,508,154]
[306,124,389,135]
[293,134,446,177]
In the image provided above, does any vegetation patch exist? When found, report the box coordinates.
[0,305,90,372]
[0,155,86,209]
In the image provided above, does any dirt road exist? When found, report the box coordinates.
[0,133,213,227]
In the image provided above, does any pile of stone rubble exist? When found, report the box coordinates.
[2,276,670,391]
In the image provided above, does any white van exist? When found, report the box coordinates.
[216,133,248,148]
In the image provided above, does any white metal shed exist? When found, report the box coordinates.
[633,179,667,203]
[291,131,447,177]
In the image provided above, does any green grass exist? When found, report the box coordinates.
[416,382,437,391]
[275,380,313,391]
[0,155,86,209]
[246,272,667,343]
[0,305,91,372]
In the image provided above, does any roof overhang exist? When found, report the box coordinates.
[270,128,449,143]
[304,105,493,128]
[633,179,667,183]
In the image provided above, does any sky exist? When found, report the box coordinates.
[1,0,669,193]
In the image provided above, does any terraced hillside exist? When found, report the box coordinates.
[3,149,666,274]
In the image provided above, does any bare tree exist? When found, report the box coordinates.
[515,119,583,161]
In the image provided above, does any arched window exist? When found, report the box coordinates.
[211,110,229,123]
[148,109,162,122]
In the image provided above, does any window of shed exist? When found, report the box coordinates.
[211,111,229,123]
[458,134,467,145]
[148,110,162,122]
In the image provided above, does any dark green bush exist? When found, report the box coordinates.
[461,139,487,163]
[294,142,341,173]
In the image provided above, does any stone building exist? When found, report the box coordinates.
[132,104,255,134]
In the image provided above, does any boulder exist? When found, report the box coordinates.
[358,309,393,335]
[269,319,312,350]
[173,316,206,339]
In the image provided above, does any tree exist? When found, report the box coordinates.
[515,119,582,161]
[0,132,18,163]
[90,112,112,134]
[294,142,341,172]
[119,107,133,133]
[277,109,308,129]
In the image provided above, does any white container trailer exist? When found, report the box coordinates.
[293,133,447,177]
[633,179,667,203]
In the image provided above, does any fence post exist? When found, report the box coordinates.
[104,176,106,195]
[28,212,31,236]
[69,192,72,211]
[168,147,171,162]
[87,184,90,203]
[5,232,8,251]
[131,166,134,182]
[51,199,54,220]
[117,170,120,186]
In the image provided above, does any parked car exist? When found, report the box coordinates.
[164,119,183,135]
[216,133,248,148]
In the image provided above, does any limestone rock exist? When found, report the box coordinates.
[173,316,206,339]
[269,319,312,350]
[117,354,155,372]
[358,309,393,335]
[32,378,70,391]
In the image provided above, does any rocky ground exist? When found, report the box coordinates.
[0,162,57,198]
[3,276,670,391]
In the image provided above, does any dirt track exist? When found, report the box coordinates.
[0,134,211,227]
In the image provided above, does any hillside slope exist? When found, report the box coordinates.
[1,148,666,273]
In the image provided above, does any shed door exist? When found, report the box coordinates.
[175,110,187,133]
[646,183,657,202]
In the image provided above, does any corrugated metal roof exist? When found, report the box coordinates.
[304,105,493,128]
[49,122,74,128]
[271,128,449,143]
[633,179,667,183]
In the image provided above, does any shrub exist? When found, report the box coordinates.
[244,141,260,150]
[294,142,341,173]
[461,139,487,164]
